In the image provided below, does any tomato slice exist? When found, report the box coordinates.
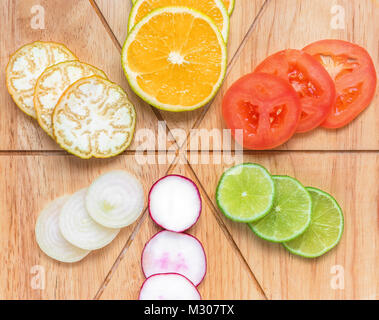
[254,49,336,133]
[222,72,301,150]
[303,40,377,128]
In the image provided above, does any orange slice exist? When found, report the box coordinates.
[128,0,229,42]
[122,6,227,112]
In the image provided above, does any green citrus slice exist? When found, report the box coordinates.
[52,76,136,159]
[128,0,230,42]
[283,187,344,258]
[122,6,227,112]
[249,176,312,242]
[216,163,275,222]
[34,60,107,138]
[6,41,77,118]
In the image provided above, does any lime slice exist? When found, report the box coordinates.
[216,163,275,222]
[249,176,312,242]
[283,187,344,258]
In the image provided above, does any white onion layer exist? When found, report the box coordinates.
[35,196,90,263]
[86,170,144,228]
[59,189,120,250]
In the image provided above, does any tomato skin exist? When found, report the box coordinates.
[303,39,377,129]
[255,49,336,133]
[222,72,301,150]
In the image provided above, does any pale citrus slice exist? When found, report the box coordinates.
[34,61,107,138]
[35,196,90,263]
[6,41,77,118]
[52,76,136,159]
[122,6,227,112]
[128,0,229,42]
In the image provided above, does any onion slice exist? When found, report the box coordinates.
[35,196,90,263]
[59,189,120,250]
[85,170,144,229]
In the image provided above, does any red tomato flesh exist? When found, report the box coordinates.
[255,49,336,133]
[303,40,377,129]
[222,72,301,150]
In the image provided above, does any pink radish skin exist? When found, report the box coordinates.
[148,175,202,233]
[142,231,207,286]
[139,273,201,300]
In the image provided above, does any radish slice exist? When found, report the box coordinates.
[35,196,90,263]
[59,189,120,250]
[139,273,201,300]
[86,170,144,229]
[142,231,207,286]
[149,175,202,232]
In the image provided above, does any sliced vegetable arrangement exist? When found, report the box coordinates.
[6,41,136,159]
[138,175,206,300]
[35,171,144,263]
[216,164,344,258]
[223,39,377,150]
[123,0,233,112]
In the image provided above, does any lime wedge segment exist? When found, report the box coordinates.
[216,163,275,222]
[283,187,344,258]
[249,176,312,242]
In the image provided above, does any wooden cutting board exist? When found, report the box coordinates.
[0,0,377,299]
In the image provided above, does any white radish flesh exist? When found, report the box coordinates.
[149,175,202,232]
[86,170,144,229]
[139,273,201,300]
[142,231,206,286]
[35,196,90,263]
[59,189,120,250]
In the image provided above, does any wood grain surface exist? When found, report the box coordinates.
[0,0,377,300]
